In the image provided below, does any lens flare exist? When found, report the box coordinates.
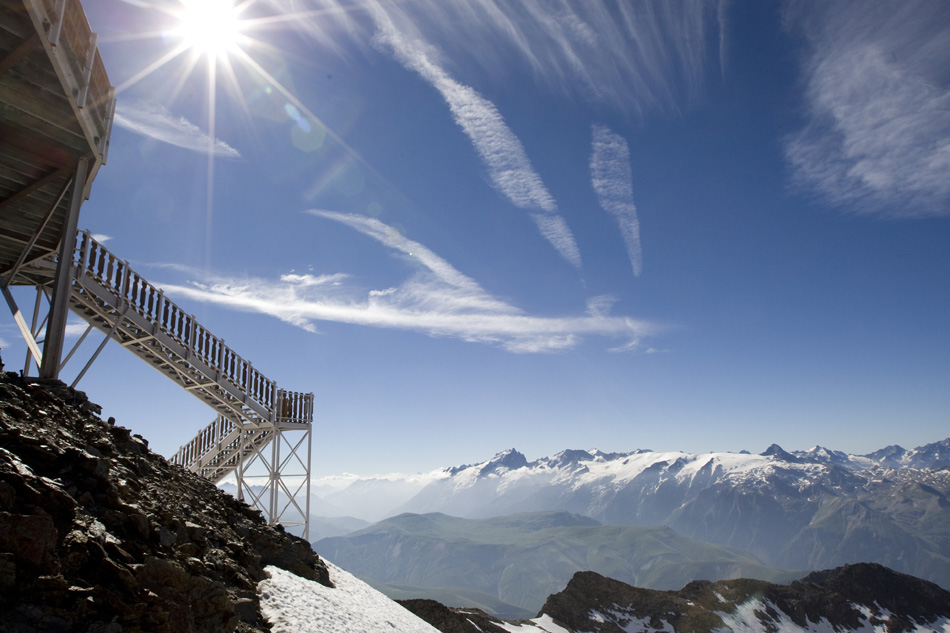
[174,0,244,58]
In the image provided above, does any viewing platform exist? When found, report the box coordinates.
[1,0,313,537]
[1,0,114,281]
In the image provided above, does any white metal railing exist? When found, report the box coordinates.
[37,0,113,133]
[58,231,312,489]
[169,414,269,475]
[171,388,313,474]
[73,231,279,411]
[277,389,313,425]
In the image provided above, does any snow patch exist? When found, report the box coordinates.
[588,605,676,633]
[496,614,572,633]
[259,563,441,633]
[713,599,950,633]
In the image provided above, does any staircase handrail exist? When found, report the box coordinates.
[171,414,238,469]
[72,231,278,412]
[172,391,312,472]
[276,389,313,425]
[170,414,273,479]
[42,0,113,130]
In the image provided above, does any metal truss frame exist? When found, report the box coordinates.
[235,422,312,540]
[3,231,313,538]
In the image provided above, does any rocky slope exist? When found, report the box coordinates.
[540,563,950,633]
[0,371,330,632]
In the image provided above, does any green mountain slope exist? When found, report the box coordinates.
[314,511,799,615]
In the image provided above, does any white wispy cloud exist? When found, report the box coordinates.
[784,0,950,217]
[370,14,582,268]
[590,125,643,277]
[279,273,348,287]
[291,0,722,115]
[586,295,617,318]
[156,211,660,353]
[114,100,241,158]
[64,322,90,338]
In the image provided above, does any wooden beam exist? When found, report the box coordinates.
[0,165,70,213]
[0,174,72,281]
[0,122,77,170]
[0,229,60,253]
[0,33,41,77]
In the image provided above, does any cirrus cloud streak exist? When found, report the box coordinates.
[114,100,242,158]
[157,211,660,353]
[290,0,722,115]
[784,0,950,216]
[590,125,643,277]
[371,13,582,268]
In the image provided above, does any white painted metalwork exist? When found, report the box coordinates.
[2,0,311,537]
[22,0,114,179]
[9,231,313,538]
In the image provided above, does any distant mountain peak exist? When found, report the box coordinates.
[906,438,950,469]
[865,444,907,460]
[478,448,528,476]
[548,449,596,467]
[761,443,800,463]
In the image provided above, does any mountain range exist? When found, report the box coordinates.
[307,440,950,591]
[315,511,800,618]
[4,371,950,633]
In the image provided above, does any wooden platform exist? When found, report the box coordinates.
[0,0,114,283]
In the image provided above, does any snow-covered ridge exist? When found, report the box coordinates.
[309,438,949,522]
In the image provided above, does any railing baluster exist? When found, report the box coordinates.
[93,243,102,278]
[70,234,312,455]
[77,231,90,274]
[134,275,144,311]
[104,253,114,288]
[118,261,129,299]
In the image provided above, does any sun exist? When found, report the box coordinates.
[174,0,246,59]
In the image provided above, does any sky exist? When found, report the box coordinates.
[4,0,949,476]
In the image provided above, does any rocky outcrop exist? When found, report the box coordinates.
[0,370,330,632]
[397,599,511,633]
[540,563,950,633]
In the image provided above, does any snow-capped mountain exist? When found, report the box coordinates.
[793,438,950,470]
[310,438,950,589]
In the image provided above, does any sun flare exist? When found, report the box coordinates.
[174,0,245,58]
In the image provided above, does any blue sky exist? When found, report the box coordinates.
[5,0,949,476]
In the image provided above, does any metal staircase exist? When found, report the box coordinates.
[14,231,313,537]
[2,0,312,538]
